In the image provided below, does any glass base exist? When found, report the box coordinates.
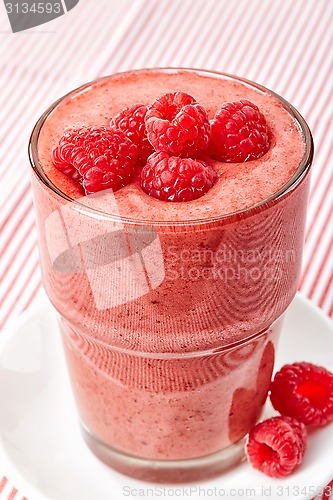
[81,424,246,483]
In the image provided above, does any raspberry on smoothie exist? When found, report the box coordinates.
[111,104,153,162]
[52,126,138,194]
[209,99,270,162]
[141,152,216,202]
[145,91,210,157]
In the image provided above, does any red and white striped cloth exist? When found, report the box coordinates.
[0,0,332,498]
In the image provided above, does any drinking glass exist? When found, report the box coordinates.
[29,70,313,482]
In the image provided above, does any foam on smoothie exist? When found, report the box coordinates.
[37,69,305,220]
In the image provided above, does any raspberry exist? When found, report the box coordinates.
[52,130,85,183]
[141,152,216,202]
[246,416,307,478]
[52,126,138,194]
[111,104,153,162]
[270,362,333,426]
[145,92,210,157]
[209,99,270,162]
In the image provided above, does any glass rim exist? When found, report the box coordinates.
[29,67,314,226]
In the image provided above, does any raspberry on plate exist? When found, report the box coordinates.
[270,362,333,426]
[52,126,138,194]
[246,416,307,478]
[145,92,210,157]
[141,152,216,202]
[209,99,270,162]
[111,104,153,162]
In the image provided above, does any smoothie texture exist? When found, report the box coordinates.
[30,69,311,470]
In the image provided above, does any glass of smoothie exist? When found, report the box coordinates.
[29,69,313,482]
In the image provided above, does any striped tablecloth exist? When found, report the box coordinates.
[0,0,332,498]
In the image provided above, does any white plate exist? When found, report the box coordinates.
[0,293,332,500]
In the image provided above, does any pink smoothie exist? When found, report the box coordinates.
[31,69,311,474]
